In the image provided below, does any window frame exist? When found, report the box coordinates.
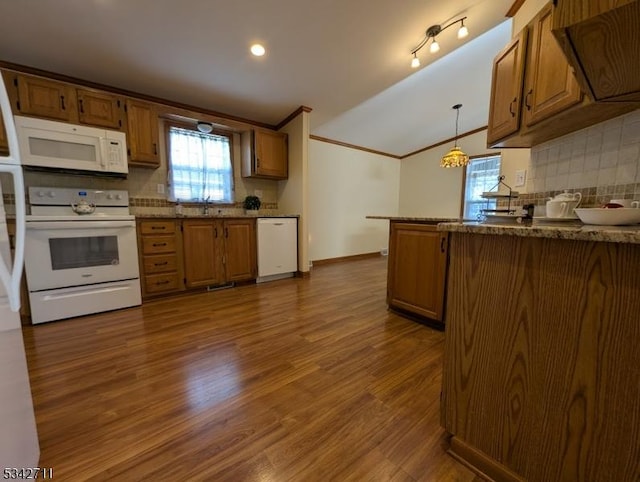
[460,152,502,220]
[164,120,236,204]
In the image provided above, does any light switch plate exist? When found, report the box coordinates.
[254,189,263,199]
[515,170,526,187]
[156,183,165,194]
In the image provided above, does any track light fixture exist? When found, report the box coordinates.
[411,16,468,68]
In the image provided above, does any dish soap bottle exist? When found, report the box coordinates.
[175,199,183,216]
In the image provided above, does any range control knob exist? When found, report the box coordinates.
[48,191,56,198]
[36,191,45,197]
[115,194,123,200]
[106,194,114,200]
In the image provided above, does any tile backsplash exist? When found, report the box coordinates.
[527,109,640,194]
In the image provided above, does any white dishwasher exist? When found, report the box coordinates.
[257,217,298,283]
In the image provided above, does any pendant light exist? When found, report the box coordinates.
[440,104,470,168]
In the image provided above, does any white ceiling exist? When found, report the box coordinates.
[0,0,514,157]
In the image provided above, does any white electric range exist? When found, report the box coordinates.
[25,187,141,324]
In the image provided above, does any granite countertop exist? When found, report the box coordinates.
[438,221,640,244]
[366,216,459,222]
[136,213,300,219]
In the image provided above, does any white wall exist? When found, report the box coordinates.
[278,111,310,272]
[308,139,400,261]
[399,130,530,217]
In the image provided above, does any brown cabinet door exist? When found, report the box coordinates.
[182,220,225,288]
[126,99,160,167]
[77,89,123,129]
[552,0,640,101]
[522,3,582,127]
[223,219,256,282]
[254,130,288,179]
[387,223,448,322]
[0,114,8,154]
[487,29,528,145]
[17,75,74,121]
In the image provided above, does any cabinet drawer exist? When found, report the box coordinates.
[142,236,176,254]
[143,254,178,274]
[140,220,176,235]
[144,273,179,294]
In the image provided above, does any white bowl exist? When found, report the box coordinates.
[575,208,640,226]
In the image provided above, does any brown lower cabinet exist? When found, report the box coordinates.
[386,221,448,323]
[182,218,256,287]
[137,219,184,297]
[138,218,257,298]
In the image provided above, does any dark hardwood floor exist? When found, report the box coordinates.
[22,256,478,481]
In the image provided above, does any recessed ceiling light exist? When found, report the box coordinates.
[250,44,266,57]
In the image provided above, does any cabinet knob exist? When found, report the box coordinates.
[60,95,66,110]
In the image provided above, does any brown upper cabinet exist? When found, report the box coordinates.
[552,0,640,102]
[76,89,124,129]
[521,4,582,127]
[487,2,638,148]
[125,99,160,168]
[487,29,528,144]
[241,129,288,179]
[15,75,74,121]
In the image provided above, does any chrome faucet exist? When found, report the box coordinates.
[202,196,210,215]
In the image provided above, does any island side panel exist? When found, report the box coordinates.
[441,231,640,482]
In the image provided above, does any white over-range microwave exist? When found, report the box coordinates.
[14,115,128,175]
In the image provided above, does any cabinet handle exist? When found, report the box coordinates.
[151,226,166,230]
[440,237,446,253]
[154,261,169,266]
[509,97,516,117]
[153,143,157,155]
[525,89,533,111]
[60,95,66,110]
[152,242,167,247]
[156,280,170,285]
[214,227,218,238]
[79,98,84,113]
[256,157,260,168]
[225,227,229,238]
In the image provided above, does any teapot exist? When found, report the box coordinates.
[71,199,96,215]
[546,190,582,218]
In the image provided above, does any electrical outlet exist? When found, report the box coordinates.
[254,189,263,199]
[515,170,526,187]
[156,183,165,194]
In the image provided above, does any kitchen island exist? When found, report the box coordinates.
[437,221,640,481]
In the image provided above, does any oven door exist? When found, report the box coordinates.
[25,220,139,291]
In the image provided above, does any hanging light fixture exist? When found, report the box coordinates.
[440,104,470,168]
[410,16,468,68]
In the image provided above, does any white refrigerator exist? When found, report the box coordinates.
[0,73,40,467]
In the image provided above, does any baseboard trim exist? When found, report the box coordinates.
[312,252,382,266]
[447,437,525,482]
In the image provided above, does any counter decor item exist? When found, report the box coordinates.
[575,207,640,226]
[546,190,582,218]
[480,175,520,223]
[243,195,261,215]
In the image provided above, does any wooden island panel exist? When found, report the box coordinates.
[441,232,640,481]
